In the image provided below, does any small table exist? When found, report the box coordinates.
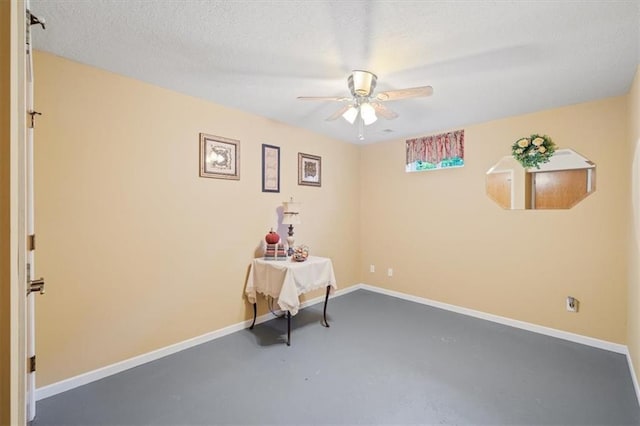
[245,256,337,346]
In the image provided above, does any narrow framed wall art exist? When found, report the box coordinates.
[261,144,280,192]
[199,133,240,180]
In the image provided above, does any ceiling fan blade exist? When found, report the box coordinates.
[371,102,398,120]
[325,104,352,121]
[375,86,433,101]
[297,96,350,102]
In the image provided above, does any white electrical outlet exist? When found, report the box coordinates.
[387,268,393,277]
[566,296,579,312]
[369,264,375,273]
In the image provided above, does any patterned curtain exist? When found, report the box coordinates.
[406,130,465,166]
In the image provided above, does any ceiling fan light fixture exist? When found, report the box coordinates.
[360,102,377,125]
[342,106,358,124]
[350,70,377,97]
[298,69,433,140]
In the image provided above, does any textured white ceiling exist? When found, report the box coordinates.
[30,0,640,144]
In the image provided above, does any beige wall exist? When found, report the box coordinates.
[1,0,11,423]
[628,66,640,388]
[33,49,638,392]
[360,96,629,343]
[33,52,361,387]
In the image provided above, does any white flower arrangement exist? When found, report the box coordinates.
[511,134,556,169]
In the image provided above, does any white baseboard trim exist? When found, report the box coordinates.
[626,350,640,407]
[359,284,640,405]
[358,283,628,354]
[36,284,361,401]
[37,283,634,403]
[36,318,256,401]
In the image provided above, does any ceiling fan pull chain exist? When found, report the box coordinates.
[358,115,365,141]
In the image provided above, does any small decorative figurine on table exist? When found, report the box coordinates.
[265,229,280,245]
[264,229,286,260]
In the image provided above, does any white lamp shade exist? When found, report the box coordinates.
[342,106,358,124]
[360,102,377,125]
[283,201,301,224]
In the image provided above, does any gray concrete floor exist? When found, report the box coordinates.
[33,289,640,425]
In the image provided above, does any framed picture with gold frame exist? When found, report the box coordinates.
[199,133,240,180]
[298,152,321,187]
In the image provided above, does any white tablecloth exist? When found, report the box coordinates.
[245,256,337,315]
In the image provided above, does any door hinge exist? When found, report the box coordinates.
[27,234,35,251]
[29,355,36,373]
[27,278,45,296]
[26,263,45,296]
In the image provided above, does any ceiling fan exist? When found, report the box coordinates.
[297,70,433,140]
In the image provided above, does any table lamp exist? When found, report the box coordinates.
[282,197,301,256]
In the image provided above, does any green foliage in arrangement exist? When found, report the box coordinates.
[512,134,556,169]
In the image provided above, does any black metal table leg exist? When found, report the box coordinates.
[322,285,331,327]
[249,303,257,329]
[286,311,291,346]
